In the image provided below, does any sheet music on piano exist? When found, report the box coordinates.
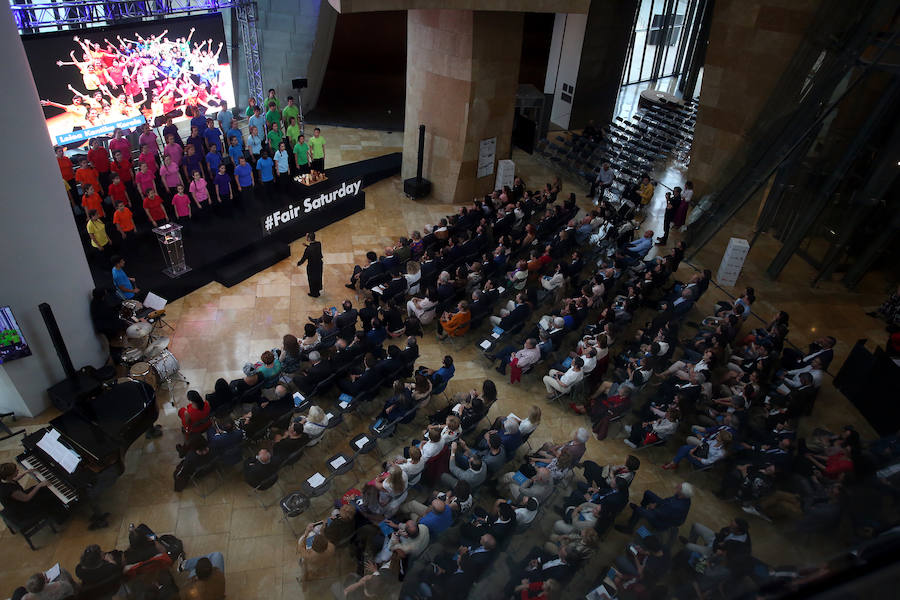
[36,429,81,474]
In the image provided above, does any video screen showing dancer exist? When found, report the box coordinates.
[22,14,235,146]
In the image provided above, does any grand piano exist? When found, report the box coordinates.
[17,379,158,512]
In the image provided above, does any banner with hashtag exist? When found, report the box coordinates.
[261,178,366,237]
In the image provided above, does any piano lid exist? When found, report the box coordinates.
[49,380,156,462]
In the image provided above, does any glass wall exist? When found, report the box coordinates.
[622,0,699,85]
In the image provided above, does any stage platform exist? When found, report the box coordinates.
[86,153,401,301]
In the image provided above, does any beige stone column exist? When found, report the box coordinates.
[402,9,523,204]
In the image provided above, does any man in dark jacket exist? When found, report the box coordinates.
[292,351,331,395]
[615,482,693,533]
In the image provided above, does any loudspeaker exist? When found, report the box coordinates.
[403,124,432,199]
[292,78,308,89]
[39,302,75,379]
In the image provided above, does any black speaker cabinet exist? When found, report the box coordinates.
[292,78,308,89]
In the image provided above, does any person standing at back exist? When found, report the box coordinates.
[308,127,326,178]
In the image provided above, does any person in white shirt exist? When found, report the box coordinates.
[438,415,462,444]
[553,502,601,534]
[404,261,422,296]
[501,405,542,436]
[543,357,584,397]
[394,446,425,484]
[506,496,539,525]
[383,519,430,560]
[541,264,565,291]
[414,427,446,461]
[580,348,598,374]
[777,357,824,393]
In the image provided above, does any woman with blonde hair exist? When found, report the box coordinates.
[298,405,328,445]
[377,465,409,517]
[404,260,422,295]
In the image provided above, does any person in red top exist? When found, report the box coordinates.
[87,139,111,193]
[110,151,136,204]
[81,184,105,218]
[809,445,855,480]
[75,159,101,197]
[113,201,136,252]
[55,146,75,185]
[109,128,131,159]
[142,188,168,227]
[108,174,129,207]
[138,143,159,176]
[178,391,211,437]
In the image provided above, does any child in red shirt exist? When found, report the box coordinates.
[81,184,105,218]
[111,151,134,184]
[113,202,135,237]
[109,174,129,207]
[75,159,101,195]
[143,189,168,227]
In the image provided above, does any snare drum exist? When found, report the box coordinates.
[128,349,180,389]
[121,347,144,364]
[129,361,158,389]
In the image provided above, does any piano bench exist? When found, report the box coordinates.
[1,510,57,550]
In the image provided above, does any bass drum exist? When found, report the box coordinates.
[149,350,180,382]
[128,350,180,390]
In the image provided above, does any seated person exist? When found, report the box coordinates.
[624,407,680,448]
[295,405,329,443]
[123,525,168,567]
[615,482,693,534]
[274,334,303,375]
[489,292,530,329]
[21,572,75,600]
[291,351,331,396]
[0,462,70,527]
[206,418,245,466]
[498,466,554,504]
[271,421,310,464]
[542,357,584,399]
[173,436,214,492]
[76,544,122,588]
[379,380,415,421]
[612,534,670,590]
[437,300,471,339]
[419,355,456,392]
[488,338,541,376]
[460,502,516,546]
[661,430,732,471]
[178,390,212,437]
[440,442,487,490]
[243,350,282,389]
[243,449,277,488]
[177,553,225,599]
[479,417,522,457]
[346,251,385,289]
[337,353,383,396]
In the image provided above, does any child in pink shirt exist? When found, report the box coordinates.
[189,171,210,208]
[171,184,192,219]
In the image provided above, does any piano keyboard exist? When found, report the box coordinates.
[18,455,79,506]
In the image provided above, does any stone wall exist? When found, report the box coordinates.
[402,9,523,203]
[688,0,823,195]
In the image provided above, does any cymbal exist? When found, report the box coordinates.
[126,322,153,338]
[146,337,170,356]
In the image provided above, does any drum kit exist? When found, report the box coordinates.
[119,302,188,395]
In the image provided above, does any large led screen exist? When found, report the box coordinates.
[22,14,235,146]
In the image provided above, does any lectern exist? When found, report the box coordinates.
[152,223,191,278]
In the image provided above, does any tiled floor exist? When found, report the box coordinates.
[1,131,891,599]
